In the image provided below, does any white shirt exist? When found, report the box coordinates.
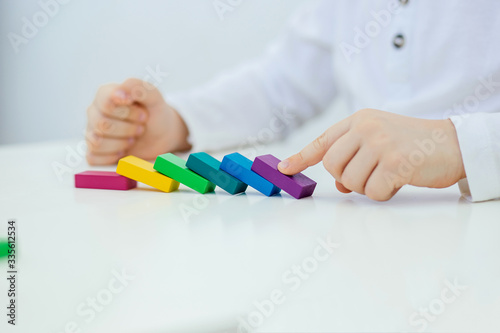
[167,0,500,202]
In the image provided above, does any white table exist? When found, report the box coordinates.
[1,138,499,333]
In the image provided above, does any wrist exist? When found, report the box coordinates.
[164,104,191,152]
[442,119,466,181]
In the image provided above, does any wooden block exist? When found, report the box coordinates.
[0,240,8,258]
[75,171,137,190]
[116,156,179,193]
[186,152,247,195]
[220,153,281,197]
[154,153,216,194]
[251,154,316,199]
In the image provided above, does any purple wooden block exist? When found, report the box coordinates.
[251,154,317,199]
[75,171,137,190]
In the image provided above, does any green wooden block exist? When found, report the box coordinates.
[154,153,216,194]
[0,241,9,259]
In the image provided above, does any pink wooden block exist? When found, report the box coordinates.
[75,171,137,190]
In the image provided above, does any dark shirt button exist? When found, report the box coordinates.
[399,0,409,5]
[393,34,405,48]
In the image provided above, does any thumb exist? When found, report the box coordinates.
[112,78,165,109]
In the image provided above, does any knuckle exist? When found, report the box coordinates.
[322,156,332,171]
[131,86,146,102]
[312,132,329,152]
[353,117,382,135]
[142,80,156,92]
[86,152,96,165]
[92,126,105,138]
[365,140,379,152]
[322,157,340,180]
[87,104,101,120]
[296,151,305,163]
[376,193,392,202]
[86,137,97,150]
[385,153,402,170]
[365,133,390,151]
[87,132,104,149]
[96,85,105,96]
[371,193,391,202]
[86,141,95,151]
[131,125,141,136]
[124,78,149,102]
[96,84,111,97]
[97,118,113,133]
[113,106,130,119]
[340,174,354,191]
[354,108,372,118]
[365,185,390,201]
[123,77,142,86]
[364,183,376,198]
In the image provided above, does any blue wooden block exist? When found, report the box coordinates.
[186,152,248,195]
[220,153,281,197]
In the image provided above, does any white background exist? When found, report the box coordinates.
[0,0,307,144]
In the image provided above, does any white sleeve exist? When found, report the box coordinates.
[165,1,337,151]
[450,112,500,202]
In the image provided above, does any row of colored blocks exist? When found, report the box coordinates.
[75,153,316,199]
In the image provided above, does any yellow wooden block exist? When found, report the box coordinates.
[116,156,179,193]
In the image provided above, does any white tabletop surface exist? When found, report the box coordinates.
[1,135,499,333]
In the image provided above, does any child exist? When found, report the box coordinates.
[85,0,500,202]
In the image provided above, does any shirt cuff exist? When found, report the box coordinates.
[449,113,500,202]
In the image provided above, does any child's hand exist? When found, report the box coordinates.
[86,78,190,165]
[278,109,466,201]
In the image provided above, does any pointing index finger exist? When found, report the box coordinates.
[278,116,351,175]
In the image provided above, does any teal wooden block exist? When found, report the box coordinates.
[186,152,248,195]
